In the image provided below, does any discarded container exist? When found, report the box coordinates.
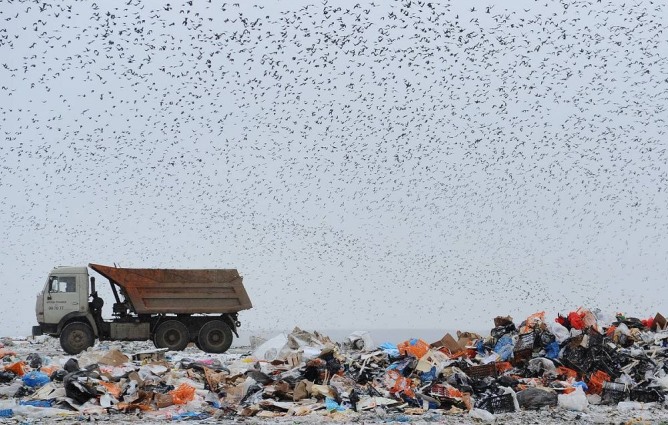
[476,393,516,413]
[464,363,498,379]
[601,381,628,405]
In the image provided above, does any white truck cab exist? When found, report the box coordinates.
[34,266,93,340]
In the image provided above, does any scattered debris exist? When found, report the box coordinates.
[1,310,668,421]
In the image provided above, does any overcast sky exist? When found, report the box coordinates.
[1,0,667,338]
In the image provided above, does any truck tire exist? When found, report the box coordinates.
[198,320,233,353]
[154,320,189,351]
[60,322,95,355]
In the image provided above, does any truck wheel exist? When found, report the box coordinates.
[154,320,189,351]
[198,320,233,353]
[60,322,94,355]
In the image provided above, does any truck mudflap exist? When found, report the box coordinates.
[32,325,43,337]
[223,313,240,338]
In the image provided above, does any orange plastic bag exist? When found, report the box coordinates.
[587,370,610,395]
[397,339,429,359]
[40,365,59,376]
[5,361,27,377]
[169,383,196,405]
[495,362,513,374]
[556,366,578,381]
[99,381,122,398]
[445,385,463,398]
[521,311,545,333]
[384,370,415,398]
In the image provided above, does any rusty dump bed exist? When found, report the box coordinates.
[89,263,252,315]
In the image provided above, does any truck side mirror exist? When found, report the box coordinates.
[47,277,55,300]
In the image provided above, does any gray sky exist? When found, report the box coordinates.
[1,0,667,338]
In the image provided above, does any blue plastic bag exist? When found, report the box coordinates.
[379,342,400,358]
[171,412,210,421]
[476,340,486,355]
[419,366,437,382]
[573,381,588,392]
[0,409,13,418]
[21,371,50,388]
[19,400,52,408]
[325,397,346,412]
[494,335,514,361]
[545,341,560,359]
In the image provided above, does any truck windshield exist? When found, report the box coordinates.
[49,276,77,293]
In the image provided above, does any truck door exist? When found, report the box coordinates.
[44,275,83,324]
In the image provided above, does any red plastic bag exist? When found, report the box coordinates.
[568,311,585,330]
[641,317,654,329]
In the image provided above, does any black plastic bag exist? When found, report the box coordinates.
[64,358,80,373]
[516,387,558,410]
[63,371,98,404]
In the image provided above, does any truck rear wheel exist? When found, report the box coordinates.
[198,320,233,353]
[60,322,94,355]
[154,320,190,351]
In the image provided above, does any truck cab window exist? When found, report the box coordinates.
[49,276,77,293]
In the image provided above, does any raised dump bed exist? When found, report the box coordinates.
[89,263,253,315]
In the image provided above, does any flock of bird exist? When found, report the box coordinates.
[1,0,667,336]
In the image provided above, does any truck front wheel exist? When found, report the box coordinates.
[60,322,94,355]
[154,320,190,351]
[198,320,233,353]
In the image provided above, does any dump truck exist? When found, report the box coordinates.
[33,264,252,355]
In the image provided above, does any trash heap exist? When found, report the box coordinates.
[0,309,667,421]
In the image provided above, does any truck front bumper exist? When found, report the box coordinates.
[33,323,58,336]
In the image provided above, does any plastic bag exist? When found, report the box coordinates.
[567,311,585,330]
[469,408,495,422]
[494,335,514,361]
[0,371,15,383]
[558,387,588,411]
[325,397,346,412]
[379,342,400,358]
[26,353,43,369]
[169,383,196,405]
[4,362,27,377]
[586,370,610,395]
[397,338,429,358]
[21,371,50,388]
[521,311,545,333]
[384,370,415,398]
[545,341,560,359]
[517,388,557,410]
[63,371,98,404]
[548,321,570,343]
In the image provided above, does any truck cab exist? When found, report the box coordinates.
[35,267,92,337]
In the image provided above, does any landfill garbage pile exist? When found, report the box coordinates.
[0,309,667,423]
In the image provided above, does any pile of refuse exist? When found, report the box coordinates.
[1,309,668,421]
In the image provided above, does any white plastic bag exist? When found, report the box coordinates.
[469,408,496,422]
[548,322,570,343]
[558,387,588,412]
[251,333,288,361]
